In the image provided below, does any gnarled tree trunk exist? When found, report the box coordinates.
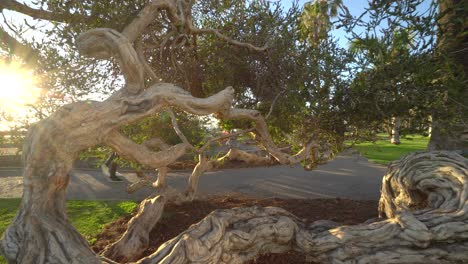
[0,2,315,262]
[2,0,467,263]
[136,151,468,264]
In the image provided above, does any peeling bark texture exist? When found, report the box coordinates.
[127,138,171,193]
[102,196,166,262]
[222,148,272,166]
[76,28,145,95]
[0,0,310,259]
[136,151,468,264]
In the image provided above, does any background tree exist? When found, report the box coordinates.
[0,1,325,262]
[1,0,344,160]
[330,0,466,150]
[0,0,468,263]
[0,1,468,263]
[348,29,435,144]
[427,0,468,151]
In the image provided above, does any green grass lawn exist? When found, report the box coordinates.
[351,134,429,165]
[0,199,137,263]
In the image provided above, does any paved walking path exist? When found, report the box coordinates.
[0,151,387,200]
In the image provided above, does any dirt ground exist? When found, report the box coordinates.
[93,195,379,264]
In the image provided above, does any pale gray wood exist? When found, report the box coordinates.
[138,151,468,264]
[2,1,467,263]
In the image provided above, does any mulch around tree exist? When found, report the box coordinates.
[92,195,379,264]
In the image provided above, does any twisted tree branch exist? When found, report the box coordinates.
[188,27,268,52]
[197,128,255,153]
[167,109,193,149]
[136,152,468,264]
[0,1,331,263]
[102,196,166,262]
[105,130,190,169]
[0,0,90,23]
[77,28,145,94]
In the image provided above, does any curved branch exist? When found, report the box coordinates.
[127,138,172,193]
[186,149,273,199]
[126,167,169,194]
[266,89,286,119]
[185,154,213,199]
[167,109,193,149]
[102,196,166,262]
[105,130,190,169]
[158,84,235,115]
[143,137,170,150]
[76,28,145,94]
[0,0,90,23]
[121,0,267,52]
[220,108,318,165]
[122,0,179,43]
[189,27,268,52]
[136,151,468,264]
[136,40,159,81]
[197,128,255,153]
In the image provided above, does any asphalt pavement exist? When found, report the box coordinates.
[0,152,387,201]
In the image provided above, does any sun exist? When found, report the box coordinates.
[0,60,42,113]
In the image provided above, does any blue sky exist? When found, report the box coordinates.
[0,0,435,127]
[4,0,433,50]
[281,0,365,15]
[280,0,369,47]
[280,0,434,48]
[4,0,365,49]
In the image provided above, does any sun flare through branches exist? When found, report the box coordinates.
[0,60,42,114]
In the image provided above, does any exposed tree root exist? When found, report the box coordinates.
[2,1,464,263]
[102,196,166,262]
[185,149,273,200]
[135,151,468,264]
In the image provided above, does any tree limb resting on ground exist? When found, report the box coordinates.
[135,152,468,264]
[0,1,367,263]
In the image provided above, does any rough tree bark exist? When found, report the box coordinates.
[428,0,468,152]
[101,196,166,263]
[1,1,467,263]
[0,1,314,263]
[132,151,468,264]
[390,116,401,145]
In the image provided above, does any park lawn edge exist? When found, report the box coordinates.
[349,134,429,165]
[0,199,138,264]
